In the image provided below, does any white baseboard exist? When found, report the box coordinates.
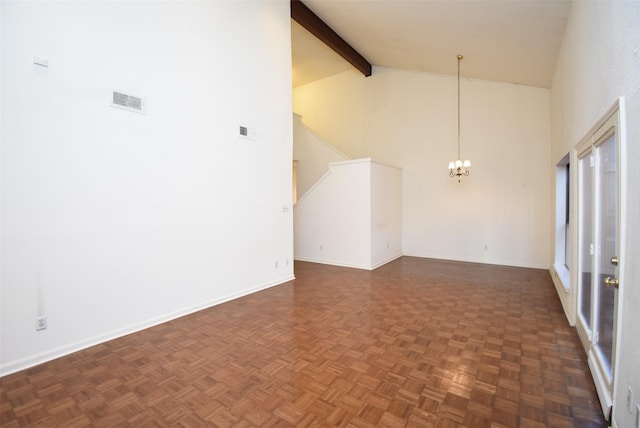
[294,256,374,270]
[295,252,402,271]
[402,251,547,270]
[549,264,575,326]
[370,253,403,270]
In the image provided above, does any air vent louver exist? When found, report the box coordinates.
[112,91,145,113]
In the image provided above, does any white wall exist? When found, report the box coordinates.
[293,113,347,198]
[371,161,403,268]
[294,159,402,270]
[293,67,551,268]
[294,160,372,269]
[550,2,640,427]
[0,1,294,375]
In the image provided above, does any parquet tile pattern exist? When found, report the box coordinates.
[1,257,607,427]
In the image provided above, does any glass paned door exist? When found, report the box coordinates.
[594,133,617,378]
[575,109,621,419]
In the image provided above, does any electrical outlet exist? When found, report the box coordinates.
[35,316,47,331]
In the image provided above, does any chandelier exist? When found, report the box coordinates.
[448,54,471,182]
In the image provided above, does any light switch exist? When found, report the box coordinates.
[34,56,49,67]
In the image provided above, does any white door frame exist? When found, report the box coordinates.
[572,97,626,419]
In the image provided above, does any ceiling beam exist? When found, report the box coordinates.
[291,0,372,77]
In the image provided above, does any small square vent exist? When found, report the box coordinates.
[112,90,145,114]
[238,124,256,140]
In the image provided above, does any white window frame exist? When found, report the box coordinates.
[553,153,571,291]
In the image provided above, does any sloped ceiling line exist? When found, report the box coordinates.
[291,0,372,78]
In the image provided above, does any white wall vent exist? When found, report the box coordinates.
[238,124,256,140]
[112,91,146,114]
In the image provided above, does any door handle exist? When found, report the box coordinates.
[604,277,619,289]
[610,256,619,266]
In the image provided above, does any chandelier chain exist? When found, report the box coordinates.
[457,55,461,160]
[448,54,471,182]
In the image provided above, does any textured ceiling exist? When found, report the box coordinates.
[291,0,572,88]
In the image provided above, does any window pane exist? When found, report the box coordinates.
[578,154,593,329]
[595,134,617,378]
[564,162,570,268]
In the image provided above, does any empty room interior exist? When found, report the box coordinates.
[1,1,639,427]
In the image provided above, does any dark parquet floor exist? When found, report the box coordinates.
[1,257,607,427]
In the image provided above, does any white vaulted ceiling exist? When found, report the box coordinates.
[291,0,572,88]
